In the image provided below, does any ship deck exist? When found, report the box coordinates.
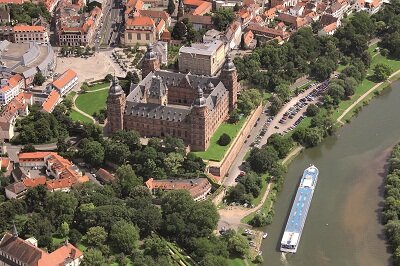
[281,166,319,246]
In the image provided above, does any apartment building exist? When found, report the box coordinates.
[52,68,78,96]
[178,40,225,76]
[0,74,24,105]
[13,25,49,44]
[56,1,102,47]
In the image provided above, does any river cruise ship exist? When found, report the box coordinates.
[280,165,319,253]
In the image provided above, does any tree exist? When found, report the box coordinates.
[164,152,184,175]
[143,235,169,258]
[125,71,140,84]
[82,248,108,266]
[69,229,82,245]
[59,221,70,238]
[327,83,345,105]
[21,144,36,152]
[85,226,108,247]
[33,71,45,86]
[115,164,143,197]
[275,83,291,102]
[292,127,323,148]
[222,229,249,257]
[81,83,89,92]
[167,0,175,15]
[218,133,231,146]
[25,185,47,213]
[229,109,240,124]
[46,192,78,227]
[311,57,336,81]
[79,140,105,166]
[237,89,262,115]
[112,130,141,152]
[306,104,319,117]
[373,63,393,81]
[248,146,279,173]
[212,8,235,31]
[104,140,130,165]
[343,77,358,98]
[267,133,294,159]
[57,137,70,152]
[200,255,229,266]
[109,220,139,254]
[269,95,283,116]
[172,21,187,40]
[105,74,113,82]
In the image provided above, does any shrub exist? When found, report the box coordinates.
[218,133,231,146]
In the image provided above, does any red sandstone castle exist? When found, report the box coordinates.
[106,44,239,151]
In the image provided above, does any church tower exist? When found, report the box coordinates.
[220,56,239,112]
[106,76,126,135]
[142,44,160,79]
[191,86,208,151]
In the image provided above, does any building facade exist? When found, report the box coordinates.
[178,40,226,76]
[0,74,24,105]
[13,25,49,44]
[52,69,78,96]
[107,45,239,151]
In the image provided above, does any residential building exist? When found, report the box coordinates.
[106,46,239,151]
[183,14,213,30]
[0,74,24,105]
[0,40,55,85]
[41,90,60,113]
[183,0,212,15]
[4,152,90,198]
[0,229,83,266]
[247,23,291,41]
[178,40,225,76]
[13,25,49,44]
[5,176,46,199]
[223,21,242,51]
[95,168,116,184]
[56,1,102,47]
[52,68,78,96]
[327,0,350,19]
[145,177,212,201]
[0,92,31,141]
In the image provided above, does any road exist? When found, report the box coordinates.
[222,82,325,187]
[95,0,123,49]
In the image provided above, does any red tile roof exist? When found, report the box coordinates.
[192,1,211,15]
[126,16,155,27]
[22,176,47,187]
[0,0,24,4]
[13,25,46,32]
[8,74,23,87]
[19,152,53,160]
[145,178,212,199]
[52,69,77,90]
[41,90,60,113]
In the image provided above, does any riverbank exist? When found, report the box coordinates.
[235,51,400,263]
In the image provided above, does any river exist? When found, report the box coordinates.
[261,82,400,266]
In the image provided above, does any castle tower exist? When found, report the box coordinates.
[177,0,184,20]
[106,76,126,135]
[220,56,239,112]
[142,44,160,79]
[191,86,208,151]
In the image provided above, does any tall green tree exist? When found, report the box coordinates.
[109,221,139,254]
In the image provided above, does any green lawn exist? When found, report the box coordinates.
[86,81,110,91]
[227,257,256,266]
[69,109,93,123]
[193,117,247,161]
[75,89,109,116]
[65,91,76,102]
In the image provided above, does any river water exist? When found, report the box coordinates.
[261,82,400,266]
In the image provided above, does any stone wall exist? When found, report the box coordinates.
[208,103,263,178]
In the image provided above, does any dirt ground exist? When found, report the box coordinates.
[55,51,124,84]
